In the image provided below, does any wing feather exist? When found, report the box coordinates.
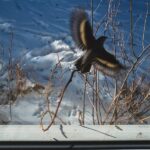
[70,9,95,50]
[93,58,125,77]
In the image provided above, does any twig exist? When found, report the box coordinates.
[79,73,107,113]
[142,2,149,50]
[103,43,150,123]
[8,31,14,120]
[94,0,103,14]
[82,75,87,125]
[42,70,77,131]
[130,0,137,58]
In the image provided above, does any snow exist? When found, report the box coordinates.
[0,0,150,125]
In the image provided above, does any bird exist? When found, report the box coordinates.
[70,8,125,77]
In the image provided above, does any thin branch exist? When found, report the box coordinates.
[130,0,137,58]
[142,2,149,50]
[42,70,77,131]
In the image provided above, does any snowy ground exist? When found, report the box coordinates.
[0,0,150,125]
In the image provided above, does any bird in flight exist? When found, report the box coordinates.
[70,9,125,76]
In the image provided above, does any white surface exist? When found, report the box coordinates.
[0,125,150,141]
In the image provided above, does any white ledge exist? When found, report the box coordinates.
[0,125,150,141]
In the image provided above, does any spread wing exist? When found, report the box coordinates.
[70,9,95,50]
[93,50,125,76]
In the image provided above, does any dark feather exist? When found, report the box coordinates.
[96,36,108,46]
[70,8,126,76]
[75,52,93,73]
[95,54,123,69]
[93,54,125,77]
[75,58,92,73]
[93,61,125,77]
[70,9,95,50]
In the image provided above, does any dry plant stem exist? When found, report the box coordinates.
[94,0,102,13]
[142,2,149,50]
[139,89,150,106]
[140,116,150,122]
[140,104,150,116]
[91,0,104,124]
[120,33,134,65]
[112,27,118,123]
[95,14,107,36]
[41,110,66,130]
[95,70,100,124]
[82,74,87,125]
[42,70,77,131]
[0,41,4,56]
[86,89,99,114]
[126,103,150,124]
[103,44,150,123]
[50,111,66,125]
[8,31,14,120]
[92,73,95,125]
[117,86,150,123]
[104,6,120,122]
[97,72,103,124]
[41,53,63,130]
[91,0,94,33]
[103,76,113,98]
[80,73,104,124]
[45,83,53,121]
[111,65,149,123]
[136,53,150,68]
[50,54,63,80]
[78,111,84,125]
[91,0,96,125]
[130,0,136,58]
[117,43,150,95]
[80,73,106,113]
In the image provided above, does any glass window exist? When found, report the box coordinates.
[0,0,150,148]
